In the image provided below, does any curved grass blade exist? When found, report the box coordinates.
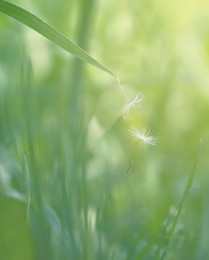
[24,155,31,224]
[155,140,202,260]
[0,0,115,77]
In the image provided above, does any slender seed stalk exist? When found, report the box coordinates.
[115,74,131,102]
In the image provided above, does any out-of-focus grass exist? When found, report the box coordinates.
[1,0,209,259]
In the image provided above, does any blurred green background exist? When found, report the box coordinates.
[1,0,209,259]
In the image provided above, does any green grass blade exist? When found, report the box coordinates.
[24,155,31,224]
[156,140,202,260]
[0,0,115,76]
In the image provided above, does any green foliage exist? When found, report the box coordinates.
[1,0,209,259]
[0,197,35,260]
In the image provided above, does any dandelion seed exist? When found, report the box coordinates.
[123,94,143,119]
[129,127,158,148]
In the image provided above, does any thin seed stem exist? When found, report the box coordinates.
[115,74,130,102]
[127,159,134,174]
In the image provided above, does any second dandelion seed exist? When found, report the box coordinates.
[129,127,158,148]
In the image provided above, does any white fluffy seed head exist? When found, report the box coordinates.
[123,94,143,120]
[129,127,158,148]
